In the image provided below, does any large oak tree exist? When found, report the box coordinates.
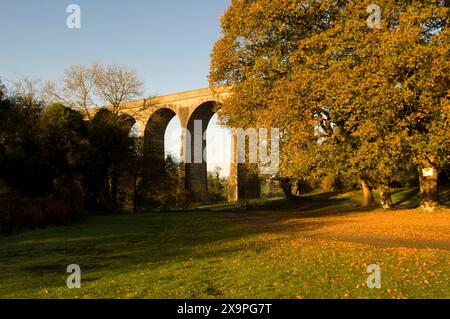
[210,0,449,210]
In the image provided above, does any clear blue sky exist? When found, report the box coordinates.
[0,0,229,95]
[0,0,232,176]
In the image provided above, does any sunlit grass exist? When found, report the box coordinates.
[0,190,448,299]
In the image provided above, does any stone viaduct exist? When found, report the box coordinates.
[101,87,260,203]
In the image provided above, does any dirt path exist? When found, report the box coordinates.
[222,208,450,250]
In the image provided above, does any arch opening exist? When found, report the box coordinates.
[143,108,178,187]
[118,113,138,135]
[205,113,232,203]
[182,101,222,202]
[129,122,140,138]
[206,113,231,178]
[164,116,182,163]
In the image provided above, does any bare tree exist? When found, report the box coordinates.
[44,63,145,119]
[13,77,43,108]
[44,63,99,120]
[94,64,144,114]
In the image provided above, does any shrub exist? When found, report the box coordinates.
[0,195,45,234]
[43,198,70,225]
[0,192,87,235]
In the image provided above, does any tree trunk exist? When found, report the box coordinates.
[133,175,138,213]
[360,178,376,208]
[111,165,119,211]
[280,178,296,200]
[379,184,394,209]
[417,157,439,212]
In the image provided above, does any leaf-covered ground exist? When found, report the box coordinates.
[0,190,448,299]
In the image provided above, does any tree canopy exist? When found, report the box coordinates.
[210,0,449,210]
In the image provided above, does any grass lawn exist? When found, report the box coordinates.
[0,189,449,299]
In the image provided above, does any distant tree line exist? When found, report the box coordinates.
[0,65,178,234]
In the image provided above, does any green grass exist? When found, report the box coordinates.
[197,187,449,213]
[0,190,448,299]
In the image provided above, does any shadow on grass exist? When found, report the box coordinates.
[0,191,362,293]
[0,187,448,295]
[0,212,269,292]
[391,187,420,208]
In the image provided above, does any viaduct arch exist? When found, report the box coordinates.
[99,87,260,204]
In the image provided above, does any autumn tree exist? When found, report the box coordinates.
[305,0,449,210]
[208,166,226,202]
[87,109,135,211]
[210,0,449,210]
[387,1,449,211]
[210,0,355,201]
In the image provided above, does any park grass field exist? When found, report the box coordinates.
[0,189,449,299]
